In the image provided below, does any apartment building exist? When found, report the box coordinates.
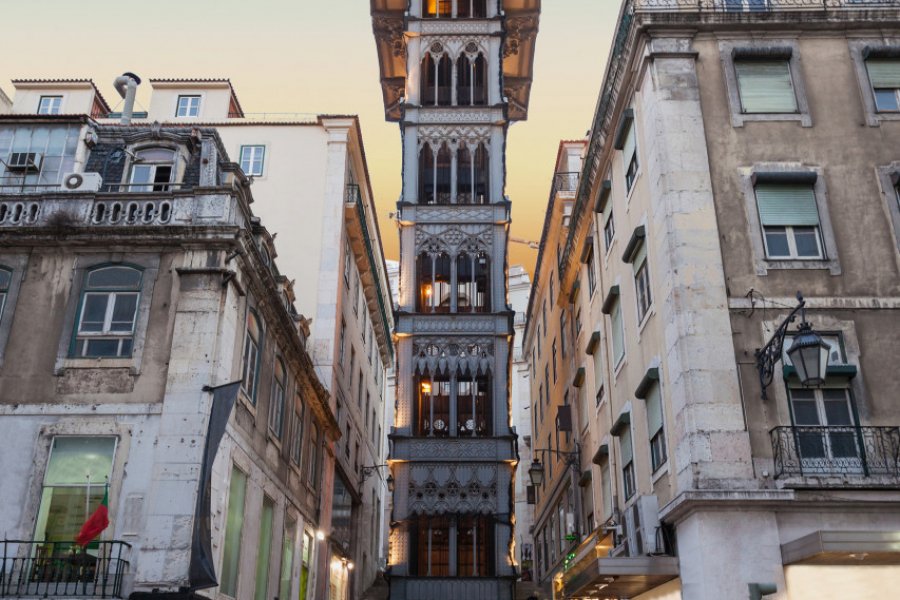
[370,1,541,598]
[0,116,338,600]
[522,140,591,596]
[0,74,395,600]
[528,1,900,599]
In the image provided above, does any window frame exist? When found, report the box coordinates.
[849,41,900,127]
[70,264,144,359]
[876,164,900,254]
[37,95,63,115]
[720,40,812,128]
[739,165,840,275]
[175,94,202,118]
[241,308,264,405]
[268,357,287,439]
[239,145,266,177]
[0,258,25,367]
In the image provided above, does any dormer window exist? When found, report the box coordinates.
[37,96,62,115]
[129,148,176,192]
[176,95,201,118]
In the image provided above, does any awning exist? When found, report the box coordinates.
[562,555,680,599]
[782,530,900,566]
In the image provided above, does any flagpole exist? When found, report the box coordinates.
[85,474,91,523]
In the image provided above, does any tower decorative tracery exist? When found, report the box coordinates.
[372,2,540,597]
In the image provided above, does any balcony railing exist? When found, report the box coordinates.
[0,540,130,598]
[771,426,900,479]
[635,0,900,11]
[552,172,580,196]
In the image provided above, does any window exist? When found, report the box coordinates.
[789,387,860,471]
[72,265,142,358]
[38,96,62,115]
[600,459,613,521]
[560,313,568,358]
[646,385,667,472]
[456,251,491,311]
[306,422,320,487]
[865,58,900,112]
[0,267,10,321]
[551,339,558,382]
[415,373,450,436]
[592,340,605,406]
[420,53,453,107]
[269,358,286,438]
[734,59,798,113]
[457,517,494,576]
[457,373,493,437]
[586,246,597,296]
[291,400,304,465]
[34,437,116,544]
[339,318,346,364]
[457,54,488,107]
[542,300,547,335]
[129,148,176,192]
[240,145,266,176]
[633,243,652,322]
[457,0,487,17]
[221,467,247,597]
[617,115,639,193]
[279,520,296,600]
[413,517,451,576]
[755,183,824,259]
[619,425,635,500]
[423,0,452,18]
[417,252,452,312]
[418,141,452,204]
[241,310,263,403]
[610,300,625,368]
[254,496,275,600]
[603,210,616,251]
[299,531,313,600]
[176,95,201,117]
[344,240,352,286]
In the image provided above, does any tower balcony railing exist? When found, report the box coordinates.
[635,0,900,12]
[552,172,580,197]
[0,540,131,598]
[770,426,900,479]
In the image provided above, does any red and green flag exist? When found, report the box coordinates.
[75,488,109,547]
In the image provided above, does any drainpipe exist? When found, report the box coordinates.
[113,72,141,125]
[748,583,777,600]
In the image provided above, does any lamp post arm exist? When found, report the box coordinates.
[754,293,806,401]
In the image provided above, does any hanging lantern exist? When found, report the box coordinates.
[787,322,830,387]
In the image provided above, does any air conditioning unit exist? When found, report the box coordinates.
[6,152,42,172]
[624,495,661,556]
[61,172,102,192]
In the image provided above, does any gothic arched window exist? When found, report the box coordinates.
[456,251,490,312]
[417,252,452,312]
[474,143,490,204]
[457,372,493,437]
[419,142,452,205]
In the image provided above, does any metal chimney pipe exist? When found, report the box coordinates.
[113,72,141,125]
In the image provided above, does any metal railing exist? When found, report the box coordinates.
[635,0,900,11]
[771,426,900,479]
[0,540,130,598]
[552,172,580,196]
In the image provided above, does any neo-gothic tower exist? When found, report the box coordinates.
[372,1,540,598]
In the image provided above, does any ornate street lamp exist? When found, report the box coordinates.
[528,459,545,487]
[755,292,830,400]
[386,474,395,493]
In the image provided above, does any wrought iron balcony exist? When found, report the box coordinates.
[771,426,900,479]
[552,172,580,197]
[345,183,361,205]
[0,540,131,598]
[635,0,900,11]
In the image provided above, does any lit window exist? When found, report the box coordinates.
[0,267,10,321]
[241,310,263,403]
[269,358,286,438]
[755,183,824,259]
[129,148,176,192]
[72,265,142,358]
[34,437,116,542]
[176,95,201,117]
[734,59,798,114]
[37,96,62,115]
[865,58,900,113]
[240,145,266,176]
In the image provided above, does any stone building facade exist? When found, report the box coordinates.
[0,116,340,600]
[527,1,900,599]
[371,1,540,598]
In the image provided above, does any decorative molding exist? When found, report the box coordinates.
[420,21,493,36]
[411,205,497,223]
[373,15,407,58]
[420,36,490,61]
[415,223,493,256]
[406,463,500,516]
[412,316,498,334]
[417,124,492,147]
[412,337,494,375]
[393,437,516,462]
[415,110,497,124]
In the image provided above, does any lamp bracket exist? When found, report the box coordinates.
[754,292,806,401]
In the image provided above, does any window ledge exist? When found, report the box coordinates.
[651,463,670,485]
[238,391,257,416]
[868,112,900,126]
[625,169,642,205]
[733,112,812,128]
[637,307,655,336]
[267,432,283,449]
[613,356,626,380]
[759,258,841,276]
[57,357,137,374]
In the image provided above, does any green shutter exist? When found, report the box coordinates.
[619,426,633,465]
[756,184,820,227]
[631,242,647,276]
[611,302,625,364]
[622,123,636,165]
[735,60,798,113]
[646,385,663,437]
[866,59,900,89]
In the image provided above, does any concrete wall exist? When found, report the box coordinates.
[10,82,100,115]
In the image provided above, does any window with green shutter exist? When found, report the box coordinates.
[866,59,900,112]
[611,300,625,367]
[645,384,667,472]
[618,425,635,500]
[755,183,824,259]
[735,60,798,114]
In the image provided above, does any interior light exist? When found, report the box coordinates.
[421,381,432,394]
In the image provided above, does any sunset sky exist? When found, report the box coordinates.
[0,0,620,273]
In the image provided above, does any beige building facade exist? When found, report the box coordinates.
[526,1,900,599]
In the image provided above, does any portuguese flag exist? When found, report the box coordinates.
[75,488,110,547]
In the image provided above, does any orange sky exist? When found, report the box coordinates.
[0,0,619,273]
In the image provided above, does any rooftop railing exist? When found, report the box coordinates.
[635,0,900,11]
[771,425,900,479]
[0,540,130,598]
[552,172,580,196]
